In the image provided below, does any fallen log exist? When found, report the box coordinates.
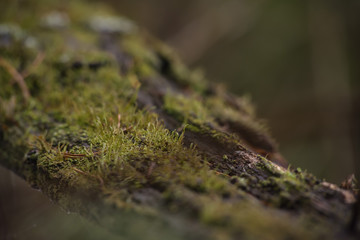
[0,1,358,239]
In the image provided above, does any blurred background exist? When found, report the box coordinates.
[1,0,359,239]
[104,0,359,183]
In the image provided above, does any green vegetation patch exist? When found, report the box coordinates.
[0,2,353,239]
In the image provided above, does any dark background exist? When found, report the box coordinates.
[1,0,359,239]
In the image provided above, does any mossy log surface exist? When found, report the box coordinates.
[0,1,358,239]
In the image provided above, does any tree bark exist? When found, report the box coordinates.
[0,1,358,239]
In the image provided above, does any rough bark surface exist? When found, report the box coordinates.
[0,1,358,239]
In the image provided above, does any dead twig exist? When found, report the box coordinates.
[0,57,30,102]
[22,52,45,78]
[63,153,87,158]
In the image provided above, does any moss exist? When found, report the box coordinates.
[163,92,212,124]
[0,1,355,240]
[220,157,325,211]
[154,43,209,94]
[256,156,285,177]
[121,35,158,77]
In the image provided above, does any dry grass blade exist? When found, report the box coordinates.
[22,52,45,78]
[0,57,30,102]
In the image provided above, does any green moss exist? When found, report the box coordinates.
[221,157,323,210]
[256,156,285,176]
[121,35,158,77]
[154,43,209,93]
[163,92,212,124]
[0,1,353,239]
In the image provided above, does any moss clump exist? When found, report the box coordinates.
[163,92,212,124]
[0,1,356,240]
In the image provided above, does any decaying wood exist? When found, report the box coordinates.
[0,1,358,239]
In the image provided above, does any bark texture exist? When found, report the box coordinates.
[0,1,358,239]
